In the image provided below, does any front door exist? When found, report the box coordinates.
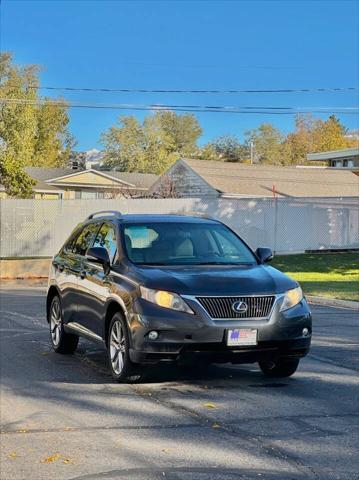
[76,222,118,338]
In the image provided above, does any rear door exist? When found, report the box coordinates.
[68,222,101,324]
[53,226,82,325]
[76,221,118,338]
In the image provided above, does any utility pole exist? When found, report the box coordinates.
[250,141,254,165]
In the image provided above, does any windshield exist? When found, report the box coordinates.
[123,222,257,266]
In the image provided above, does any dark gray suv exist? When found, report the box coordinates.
[47,211,312,382]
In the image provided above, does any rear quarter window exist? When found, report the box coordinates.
[63,226,82,253]
[72,223,100,256]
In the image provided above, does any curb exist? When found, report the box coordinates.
[307,295,359,311]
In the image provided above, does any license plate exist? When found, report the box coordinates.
[226,328,258,346]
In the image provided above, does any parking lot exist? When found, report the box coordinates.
[0,281,358,480]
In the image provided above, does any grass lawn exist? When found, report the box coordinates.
[272,252,359,302]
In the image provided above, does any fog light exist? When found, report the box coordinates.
[302,328,310,337]
[148,330,159,340]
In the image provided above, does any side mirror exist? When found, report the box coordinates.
[86,246,111,273]
[256,247,274,263]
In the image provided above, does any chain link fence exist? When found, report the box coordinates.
[0,197,358,258]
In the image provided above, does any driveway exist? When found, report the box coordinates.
[0,281,358,480]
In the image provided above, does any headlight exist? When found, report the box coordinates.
[280,286,303,311]
[140,286,194,314]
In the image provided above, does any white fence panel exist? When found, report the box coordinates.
[0,197,358,257]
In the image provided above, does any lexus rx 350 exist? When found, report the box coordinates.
[47,211,312,382]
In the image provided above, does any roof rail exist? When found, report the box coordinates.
[87,210,123,220]
[186,211,216,220]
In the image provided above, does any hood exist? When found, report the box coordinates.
[127,264,297,296]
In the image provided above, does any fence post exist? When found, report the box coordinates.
[273,197,278,254]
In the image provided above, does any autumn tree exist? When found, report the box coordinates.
[200,135,250,162]
[155,110,202,156]
[314,115,357,151]
[0,53,74,197]
[283,114,357,165]
[101,111,202,174]
[245,124,284,165]
[33,101,74,167]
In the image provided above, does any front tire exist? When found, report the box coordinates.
[49,296,79,354]
[107,312,141,383]
[259,357,300,378]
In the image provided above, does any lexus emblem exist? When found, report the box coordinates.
[232,301,248,314]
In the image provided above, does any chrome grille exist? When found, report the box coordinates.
[196,296,275,319]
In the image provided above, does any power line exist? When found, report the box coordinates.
[8,85,359,94]
[1,98,358,115]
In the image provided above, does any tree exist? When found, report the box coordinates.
[149,175,178,198]
[245,124,284,165]
[314,115,357,152]
[153,110,202,156]
[201,135,249,162]
[0,53,74,197]
[283,114,358,165]
[101,111,202,174]
[33,101,74,167]
[0,150,35,198]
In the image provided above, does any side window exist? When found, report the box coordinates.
[212,230,240,256]
[93,223,117,263]
[73,223,99,256]
[63,226,82,253]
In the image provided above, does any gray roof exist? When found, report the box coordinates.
[1,171,63,193]
[32,179,63,192]
[24,167,158,190]
[23,168,72,193]
[307,147,359,161]
[109,171,159,189]
[182,159,359,197]
[25,167,77,181]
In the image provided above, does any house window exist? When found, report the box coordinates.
[81,191,97,199]
[74,190,108,199]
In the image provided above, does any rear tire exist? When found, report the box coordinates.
[49,296,79,354]
[107,312,141,383]
[259,357,300,378]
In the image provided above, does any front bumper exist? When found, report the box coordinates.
[128,296,312,365]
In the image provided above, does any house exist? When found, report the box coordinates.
[0,168,158,199]
[0,169,67,199]
[307,147,359,171]
[149,158,359,198]
[0,178,65,200]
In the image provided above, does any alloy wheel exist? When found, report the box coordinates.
[50,298,62,346]
[110,320,126,375]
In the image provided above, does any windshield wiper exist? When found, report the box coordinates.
[136,263,169,266]
[191,262,254,266]
[136,261,254,266]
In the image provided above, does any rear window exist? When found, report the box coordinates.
[123,222,256,266]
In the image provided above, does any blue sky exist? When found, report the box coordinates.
[1,0,358,151]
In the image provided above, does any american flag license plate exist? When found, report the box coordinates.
[226,328,258,346]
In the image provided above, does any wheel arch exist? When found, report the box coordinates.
[46,285,61,323]
[104,300,128,347]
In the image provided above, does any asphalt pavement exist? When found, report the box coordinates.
[0,280,358,480]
